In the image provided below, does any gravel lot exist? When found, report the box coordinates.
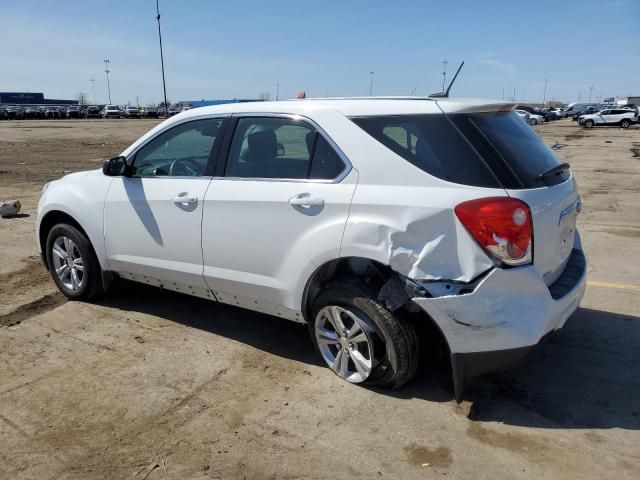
[1,118,639,479]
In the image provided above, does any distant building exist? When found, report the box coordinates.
[177,98,263,108]
[0,92,78,105]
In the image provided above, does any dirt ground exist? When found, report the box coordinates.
[1,118,639,479]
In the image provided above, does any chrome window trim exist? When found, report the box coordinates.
[221,112,353,184]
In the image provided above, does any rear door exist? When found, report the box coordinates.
[201,115,356,318]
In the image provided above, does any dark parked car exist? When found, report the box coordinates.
[44,106,63,119]
[140,106,159,118]
[66,105,83,118]
[167,106,181,117]
[5,105,24,120]
[24,106,44,119]
[85,105,102,118]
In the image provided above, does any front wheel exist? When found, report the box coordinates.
[530,118,538,125]
[621,119,630,128]
[310,280,419,389]
[584,120,594,128]
[45,223,103,300]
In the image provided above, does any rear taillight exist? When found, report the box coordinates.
[455,197,533,267]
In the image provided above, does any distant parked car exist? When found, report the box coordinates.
[66,105,83,118]
[102,105,121,119]
[515,109,544,125]
[24,106,44,119]
[122,106,140,118]
[140,106,159,118]
[44,106,62,119]
[167,106,181,117]
[4,106,24,120]
[580,109,638,128]
[85,105,102,118]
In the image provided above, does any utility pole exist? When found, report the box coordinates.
[502,88,505,100]
[103,59,111,104]
[441,60,448,91]
[90,78,96,104]
[588,86,593,102]
[136,96,139,107]
[543,78,548,106]
[156,0,168,112]
[578,90,581,102]
[276,82,280,101]
[369,71,375,96]
[513,87,516,102]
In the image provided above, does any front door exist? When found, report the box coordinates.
[201,116,356,319]
[104,117,226,296]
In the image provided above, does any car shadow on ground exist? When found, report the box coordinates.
[98,283,640,430]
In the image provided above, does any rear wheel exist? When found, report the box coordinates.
[310,280,418,389]
[530,118,538,125]
[621,119,630,128]
[45,223,103,300]
[584,119,594,128]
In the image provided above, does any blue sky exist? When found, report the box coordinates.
[2,0,638,105]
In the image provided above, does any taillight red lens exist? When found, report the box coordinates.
[454,197,533,266]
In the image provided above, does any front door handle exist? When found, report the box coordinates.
[289,193,324,207]
[173,193,198,205]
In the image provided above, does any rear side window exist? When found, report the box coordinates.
[225,117,346,180]
[352,115,501,188]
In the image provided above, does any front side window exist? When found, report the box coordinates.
[225,117,345,180]
[133,118,224,177]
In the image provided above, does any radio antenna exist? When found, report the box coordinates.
[430,61,464,98]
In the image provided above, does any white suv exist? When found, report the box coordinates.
[580,108,638,128]
[37,98,587,401]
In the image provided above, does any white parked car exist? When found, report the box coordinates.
[580,108,638,128]
[37,98,586,401]
[515,109,544,125]
[102,105,121,119]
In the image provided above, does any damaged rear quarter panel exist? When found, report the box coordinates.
[340,183,504,282]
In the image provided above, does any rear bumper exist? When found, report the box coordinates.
[412,242,587,402]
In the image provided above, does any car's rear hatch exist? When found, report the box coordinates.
[436,100,580,285]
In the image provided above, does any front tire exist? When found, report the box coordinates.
[584,119,594,128]
[310,280,418,389]
[621,119,630,128]
[45,223,103,300]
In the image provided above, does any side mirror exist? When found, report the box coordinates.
[102,156,129,176]
[276,142,285,157]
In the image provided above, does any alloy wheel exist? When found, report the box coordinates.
[51,236,85,292]
[315,305,374,383]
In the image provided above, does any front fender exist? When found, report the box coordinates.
[37,172,113,269]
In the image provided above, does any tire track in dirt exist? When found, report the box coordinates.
[0,258,65,326]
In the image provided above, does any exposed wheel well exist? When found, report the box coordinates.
[301,257,451,357]
[38,211,90,269]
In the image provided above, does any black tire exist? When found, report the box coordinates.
[45,223,104,300]
[530,118,537,125]
[309,279,419,389]
[584,120,594,128]
[621,119,630,128]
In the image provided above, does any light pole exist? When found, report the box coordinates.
[103,59,111,104]
[543,78,548,106]
[442,60,448,91]
[588,86,593,102]
[369,71,374,96]
[276,82,280,101]
[156,0,169,112]
[90,78,96,104]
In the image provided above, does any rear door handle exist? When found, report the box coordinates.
[173,193,198,205]
[289,193,324,207]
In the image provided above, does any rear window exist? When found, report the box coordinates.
[351,115,501,188]
[352,112,569,189]
[451,112,569,187]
